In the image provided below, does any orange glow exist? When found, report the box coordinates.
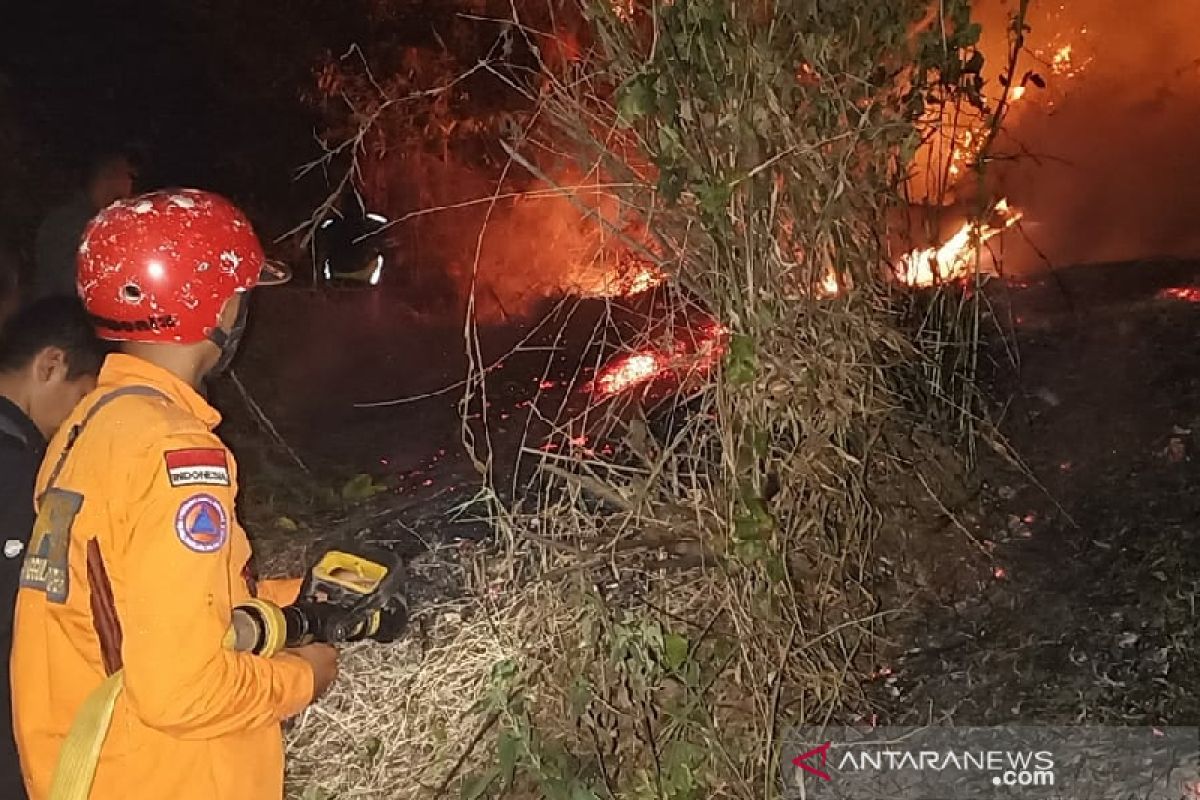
[1158,287,1200,303]
[896,199,1024,286]
[906,8,1092,206]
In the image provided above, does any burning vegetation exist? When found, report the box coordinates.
[278,1,1200,798]
[896,198,1024,287]
[287,0,1026,795]
[588,318,727,398]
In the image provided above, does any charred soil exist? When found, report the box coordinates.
[875,259,1200,725]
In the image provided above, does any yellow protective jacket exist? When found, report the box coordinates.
[11,354,313,799]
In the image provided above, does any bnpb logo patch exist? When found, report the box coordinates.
[174,493,229,553]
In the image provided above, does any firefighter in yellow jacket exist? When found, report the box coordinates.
[11,189,338,799]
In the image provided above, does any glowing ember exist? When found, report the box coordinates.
[1158,287,1200,303]
[896,199,1023,287]
[590,321,728,397]
[594,352,668,395]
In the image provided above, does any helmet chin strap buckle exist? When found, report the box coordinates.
[207,297,250,377]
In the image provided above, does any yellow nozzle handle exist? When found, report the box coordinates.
[225,598,289,657]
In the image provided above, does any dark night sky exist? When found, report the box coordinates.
[3,2,218,182]
[0,0,355,239]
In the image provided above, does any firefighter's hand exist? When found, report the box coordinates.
[288,643,339,701]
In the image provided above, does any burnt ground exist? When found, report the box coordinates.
[877,258,1200,725]
[213,286,686,573]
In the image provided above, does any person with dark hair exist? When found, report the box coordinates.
[0,296,108,800]
[32,152,137,300]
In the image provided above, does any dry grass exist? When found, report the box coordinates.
[286,589,538,798]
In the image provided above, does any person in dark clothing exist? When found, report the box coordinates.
[0,297,108,798]
[0,244,17,327]
[32,153,137,300]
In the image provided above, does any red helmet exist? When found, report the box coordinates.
[78,188,287,343]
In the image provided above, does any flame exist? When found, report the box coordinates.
[589,197,1022,399]
[571,253,665,299]
[820,270,841,297]
[1052,44,1073,71]
[907,8,1092,206]
[625,268,661,295]
[896,199,1024,286]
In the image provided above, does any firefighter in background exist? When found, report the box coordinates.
[11,189,338,800]
[32,152,137,300]
[315,186,389,287]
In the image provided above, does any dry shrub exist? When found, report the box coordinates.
[285,1,1020,798]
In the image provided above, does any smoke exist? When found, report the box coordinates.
[978,0,1200,269]
[364,147,644,322]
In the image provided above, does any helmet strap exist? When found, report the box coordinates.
[206,294,250,377]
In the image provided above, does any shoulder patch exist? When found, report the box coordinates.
[21,489,83,603]
[175,493,229,553]
[164,448,230,487]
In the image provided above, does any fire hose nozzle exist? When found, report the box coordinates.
[225,598,290,657]
[226,544,409,657]
[227,599,408,657]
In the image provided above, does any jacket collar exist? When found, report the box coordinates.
[96,354,222,430]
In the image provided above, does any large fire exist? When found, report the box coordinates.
[585,2,1110,397]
